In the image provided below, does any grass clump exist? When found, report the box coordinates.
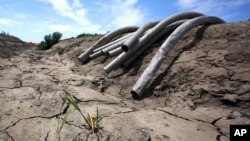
[54,93,104,140]
[37,32,62,50]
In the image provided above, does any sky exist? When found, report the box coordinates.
[0,0,250,42]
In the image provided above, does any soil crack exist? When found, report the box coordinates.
[0,130,15,141]
[44,131,49,141]
[158,109,192,121]
[211,117,229,141]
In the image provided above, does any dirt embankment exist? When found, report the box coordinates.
[0,34,32,58]
[0,22,250,141]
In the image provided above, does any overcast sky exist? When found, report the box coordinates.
[1,0,250,42]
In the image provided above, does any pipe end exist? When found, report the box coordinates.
[106,52,112,57]
[121,45,129,52]
[103,67,111,74]
[131,90,141,99]
[77,56,89,64]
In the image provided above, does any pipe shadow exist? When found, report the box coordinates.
[134,25,209,100]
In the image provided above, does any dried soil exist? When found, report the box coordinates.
[0,22,250,141]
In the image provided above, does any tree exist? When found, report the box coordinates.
[36,32,62,50]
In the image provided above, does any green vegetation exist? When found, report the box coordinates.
[54,93,104,140]
[36,32,62,50]
[0,31,10,36]
[76,33,103,38]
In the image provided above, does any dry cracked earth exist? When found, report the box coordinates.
[0,22,250,141]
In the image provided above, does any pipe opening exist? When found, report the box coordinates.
[77,56,90,64]
[131,90,140,99]
[107,52,111,57]
[101,51,105,55]
[121,45,129,52]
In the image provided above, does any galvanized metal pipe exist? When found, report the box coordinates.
[101,40,124,54]
[127,12,204,52]
[89,41,125,60]
[93,33,132,53]
[104,17,197,73]
[104,12,203,73]
[108,47,124,57]
[104,25,173,73]
[131,16,225,97]
[104,40,143,73]
[78,26,138,63]
[89,33,133,60]
[89,35,131,59]
[89,51,103,60]
[122,21,159,52]
[122,20,187,68]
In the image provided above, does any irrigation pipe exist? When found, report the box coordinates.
[122,21,159,52]
[78,26,138,63]
[93,33,132,53]
[131,16,225,97]
[121,12,204,52]
[104,19,192,73]
[108,47,124,57]
[122,20,187,68]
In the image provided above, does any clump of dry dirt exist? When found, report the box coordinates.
[0,22,250,141]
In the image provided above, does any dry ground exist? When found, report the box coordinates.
[0,22,250,141]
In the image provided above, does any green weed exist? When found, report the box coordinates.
[54,93,104,140]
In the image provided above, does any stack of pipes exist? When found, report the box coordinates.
[78,12,225,98]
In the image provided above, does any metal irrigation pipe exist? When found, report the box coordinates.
[131,16,225,98]
[108,47,124,57]
[101,40,124,54]
[104,12,203,73]
[78,26,138,63]
[89,51,103,60]
[104,19,192,73]
[121,12,204,53]
[93,33,132,53]
[121,20,187,68]
[89,34,132,60]
[122,21,159,52]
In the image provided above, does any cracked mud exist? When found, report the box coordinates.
[1,22,250,141]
